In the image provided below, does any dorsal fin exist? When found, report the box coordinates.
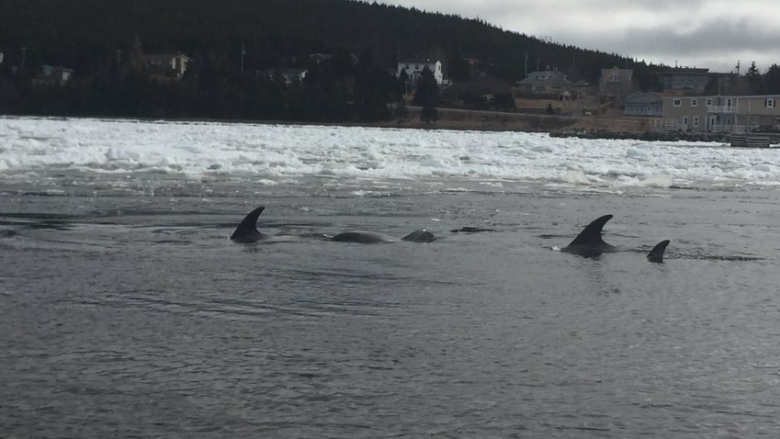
[230,206,265,242]
[565,214,613,248]
[647,240,670,263]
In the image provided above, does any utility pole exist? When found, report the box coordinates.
[524,52,528,78]
[240,44,246,74]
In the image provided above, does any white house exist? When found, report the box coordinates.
[397,58,443,84]
[136,52,192,79]
[33,65,75,86]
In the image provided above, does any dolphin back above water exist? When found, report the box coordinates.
[561,214,670,262]
[647,239,671,263]
[331,229,435,244]
[230,206,268,243]
[561,214,618,257]
[230,206,435,244]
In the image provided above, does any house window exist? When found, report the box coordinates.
[766,98,775,108]
[691,99,698,107]
[706,98,713,106]
[673,99,682,107]
[693,116,699,127]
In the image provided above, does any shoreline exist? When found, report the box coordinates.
[4,110,773,144]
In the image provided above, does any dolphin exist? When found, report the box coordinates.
[230,206,435,244]
[646,239,671,263]
[561,214,670,261]
[230,206,268,243]
[560,214,618,257]
[331,229,435,244]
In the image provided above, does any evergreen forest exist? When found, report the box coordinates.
[0,0,736,122]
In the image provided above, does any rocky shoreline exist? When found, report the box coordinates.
[549,130,732,143]
[550,129,780,144]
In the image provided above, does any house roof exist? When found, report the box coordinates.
[624,92,662,104]
[662,93,780,100]
[41,64,75,73]
[517,70,568,86]
[398,58,438,65]
[653,67,710,76]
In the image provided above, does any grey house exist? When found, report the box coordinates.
[654,67,713,92]
[515,70,570,98]
[599,67,634,99]
[623,92,663,117]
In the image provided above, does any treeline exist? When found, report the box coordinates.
[0,48,405,122]
[0,0,638,120]
[743,62,780,95]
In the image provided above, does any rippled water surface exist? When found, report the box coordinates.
[3,118,780,437]
[3,183,780,438]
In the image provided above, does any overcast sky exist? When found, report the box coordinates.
[378,0,780,73]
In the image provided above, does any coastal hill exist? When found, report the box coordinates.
[0,0,649,123]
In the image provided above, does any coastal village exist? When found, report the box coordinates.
[5,45,779,144]
[391,58,780,143]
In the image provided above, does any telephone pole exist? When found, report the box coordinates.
[240,44,246,74]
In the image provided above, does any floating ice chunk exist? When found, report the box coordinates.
[565,170,592,185]
[626,147,650,159]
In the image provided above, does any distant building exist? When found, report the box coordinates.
[397,58,443,84]
[623,92,663,117]
[261,68,308,85]
[661,94,780,133]
[599,67,634,99]
[653,67,714,92]
[515,69,570,99]
[136,53,191,80]
[309,53,331,64]
[33,65,75,86]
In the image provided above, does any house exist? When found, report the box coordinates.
[397,58,443,84]
[33,65,75,86]
[261,68,308,85]
[599,67,633,99]
[309,53,332,64]
[136,53,191,80]
[623,92,663,117]
[515,69,570,99]
[661,94,780,133]
[653,67,714,92]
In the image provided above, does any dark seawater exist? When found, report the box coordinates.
[2,180,780,438]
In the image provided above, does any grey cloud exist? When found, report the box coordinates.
[380,1,780,71]
[550,16,780,69]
